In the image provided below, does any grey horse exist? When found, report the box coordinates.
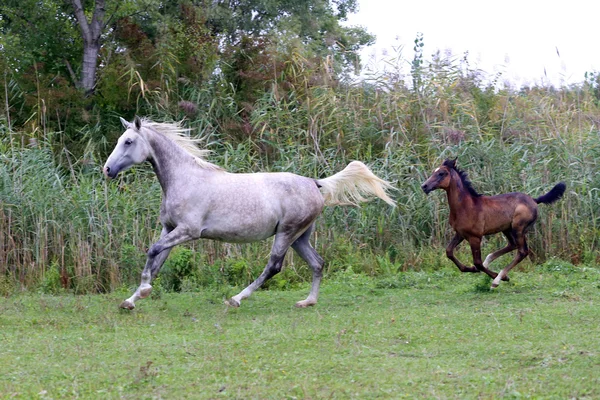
[103,117,395,309]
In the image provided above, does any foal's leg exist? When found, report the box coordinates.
[468,236,501,279]
[492,235,529,288]
[120,226,194,310]
[291,224,324,308]
[482,230,516,281]
[446,233,479,273]
[226,232,296,307]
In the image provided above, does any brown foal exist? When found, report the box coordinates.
[422,159,566,288]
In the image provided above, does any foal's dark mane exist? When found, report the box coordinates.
[443,159,481,197]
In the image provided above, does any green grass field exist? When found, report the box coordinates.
[1,263,599,399]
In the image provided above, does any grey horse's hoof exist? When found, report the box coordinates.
[224,298,240,308]
[295,300,317,308]
[119,300,135,310]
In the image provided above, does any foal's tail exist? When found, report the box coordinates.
[534,182,567,204]
[316,161,396,207]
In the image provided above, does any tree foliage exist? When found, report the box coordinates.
[207,0,373,68]
[0,0,81,76]
[1,0,373,151]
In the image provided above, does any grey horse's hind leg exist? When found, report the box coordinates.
[120,226,193,309]
[226,232,296,307]
[291,224,324,308]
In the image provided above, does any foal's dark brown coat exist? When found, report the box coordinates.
[422,159,566,288]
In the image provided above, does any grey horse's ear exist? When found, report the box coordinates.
[134,116,142,131]
[120,117,130,129]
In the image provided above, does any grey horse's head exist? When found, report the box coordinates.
[103,116,152,178]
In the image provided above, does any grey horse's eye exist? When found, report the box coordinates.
[125,139,133,146]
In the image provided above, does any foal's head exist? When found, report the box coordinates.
[421,158,481,197]
[103,116,152,178]
[421,159,456,194]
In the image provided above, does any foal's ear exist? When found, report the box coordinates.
[444,158,457,169]
[134,116,142,131]
[120,117,131,129]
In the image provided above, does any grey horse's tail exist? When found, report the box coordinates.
[316,161,396,207]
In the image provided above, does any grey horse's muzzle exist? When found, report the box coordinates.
[103,165,119,179]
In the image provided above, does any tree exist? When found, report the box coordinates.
[1,0,373,145]
[207,0,374,72]
[70,0,107,94]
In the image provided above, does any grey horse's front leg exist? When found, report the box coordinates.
[120,226,193,310]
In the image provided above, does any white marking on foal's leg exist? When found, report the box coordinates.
[491,271,504,288]
[483,254,493,268]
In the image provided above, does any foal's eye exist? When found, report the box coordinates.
[124,139,133,146]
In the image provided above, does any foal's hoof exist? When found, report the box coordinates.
[224,298,240,308]
[502,275,510,282]
[119,300,135,310]
[490,282,500,289]
[139,285,152,299]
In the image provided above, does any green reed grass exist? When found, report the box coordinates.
[1,131,596,292]
[2,49,600,292]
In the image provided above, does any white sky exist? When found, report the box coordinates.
[345,0,600,87]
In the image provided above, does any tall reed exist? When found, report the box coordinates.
[1,49,599,292]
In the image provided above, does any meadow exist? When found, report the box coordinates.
[1,262,598,399]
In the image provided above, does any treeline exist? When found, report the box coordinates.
[0,0,372,153]
[1,1,600,293]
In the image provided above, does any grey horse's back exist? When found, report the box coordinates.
[193,171,324,243]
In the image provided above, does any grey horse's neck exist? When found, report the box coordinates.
[145,129,201,194]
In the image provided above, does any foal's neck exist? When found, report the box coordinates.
[445,170,473,209]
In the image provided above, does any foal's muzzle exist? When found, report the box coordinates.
[421,183,432,194]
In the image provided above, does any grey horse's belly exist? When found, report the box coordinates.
[200,222,278,243]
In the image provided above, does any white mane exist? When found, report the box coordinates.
[140,119,223,171]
